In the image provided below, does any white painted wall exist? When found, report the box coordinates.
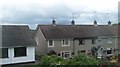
[0,47,35,65]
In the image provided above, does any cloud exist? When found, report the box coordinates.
[0,0,119,29]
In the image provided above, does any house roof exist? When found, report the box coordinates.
[2,25,37,48]
[30,29,36,38]
[38,25,118,39]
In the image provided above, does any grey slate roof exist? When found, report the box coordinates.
[30,29,36,38]
[2,25,37,47]
[38,25,118,39]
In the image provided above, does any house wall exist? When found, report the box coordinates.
[35,28,47,55]
[0,47,35,65]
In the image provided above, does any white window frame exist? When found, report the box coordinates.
[61,40,70,46]
[48,40,54,47]
[60,51,71,59]
[35,37,39,45]
[108,38,112,43]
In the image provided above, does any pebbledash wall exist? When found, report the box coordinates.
[0,47,35,65]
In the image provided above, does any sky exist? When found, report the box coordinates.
[0,0,119,29]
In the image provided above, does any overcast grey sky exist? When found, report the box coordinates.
[0,0,119,29]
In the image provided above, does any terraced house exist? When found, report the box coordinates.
[0,25,37,65]
[35,20,119,59]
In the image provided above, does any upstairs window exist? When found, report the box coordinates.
[14,47,27,57]
[62,40,70,46]
[108,38,112,43]
[0,48,8,58]
[48,40,54,47]
[92,39,96,44]
[79,40,85,45]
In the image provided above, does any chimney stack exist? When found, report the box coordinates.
[71,20,75,25]
[94,20,97,26]
[108,21,111,26]
[52,19,56,26]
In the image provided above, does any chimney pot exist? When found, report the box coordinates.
[52,19,56,26]
[108,21,111,26]
[71,20,75,25]
[94,20,97,26]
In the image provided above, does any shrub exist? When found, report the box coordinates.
[39,55,65,65]
[64,54,99,65]
[47,50,57,55]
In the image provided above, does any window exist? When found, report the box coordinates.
[92,39,96,44]
[107,48,112,55]
[48,40,54,47]
[61,51,71,58]
[0,48,8,58]
[108,38,112,43]
[36,37,39,45]
[107,50,112,54]
[79,40,85,45]
[62,40,70,46]
[14,47,27,57]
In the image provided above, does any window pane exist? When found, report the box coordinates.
[65,41,68,45]
[62,40,64,45]
[107,50,112,54]
[65,53,70,58]
[108,38,112,43]
[61,52,70,58]
[49,40,53,46]
[63,40,69,45]
[0,48,8,58]
[14,47,27,57]
[79,40,85,45]
[92,39,96,44]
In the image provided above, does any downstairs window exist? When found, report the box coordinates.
[14,47,27,57]
[0,48,8,58]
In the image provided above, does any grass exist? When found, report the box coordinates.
[22,65,40,67]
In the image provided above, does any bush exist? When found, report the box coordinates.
[47,50,57,55]
[64,54,99,65]
[39,55,65,65]
[39,54,99,66]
